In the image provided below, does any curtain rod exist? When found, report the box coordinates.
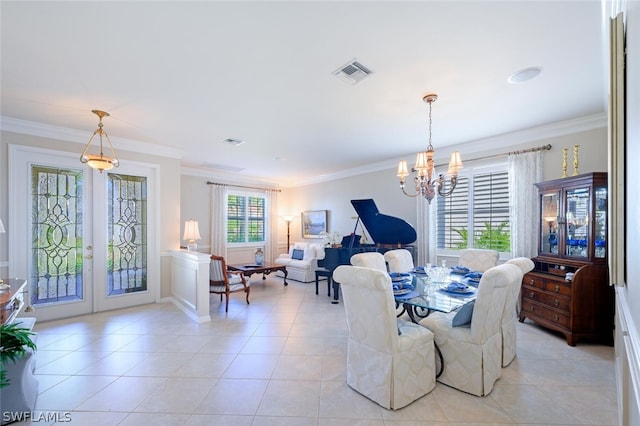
[435,143,552,167]
[206,181,281,192]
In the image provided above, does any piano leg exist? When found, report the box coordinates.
[331,280,340,304]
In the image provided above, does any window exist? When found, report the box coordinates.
[437,164,510,253]
[227,193,266,244]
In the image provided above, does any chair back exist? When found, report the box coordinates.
[470,263,522,342]
[506,257,535,275]
[210,254,228,285]
[502,257,534,322]
[384,249,414,273]
[459,248,499,272]
[333,265,399,353]
[350,252,387,272]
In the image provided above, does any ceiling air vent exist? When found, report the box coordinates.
[333,59,374,85]
[222,137,245,146]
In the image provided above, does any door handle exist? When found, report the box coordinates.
[85,254,93,259]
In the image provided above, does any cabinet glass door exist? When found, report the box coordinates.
[541,192,559,255]
[594,186,607,258]
[565,187,590,258]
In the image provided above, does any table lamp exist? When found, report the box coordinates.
[183,219,201,252]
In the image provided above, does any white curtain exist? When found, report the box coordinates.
[210,184,228,256]
[416,197,437,266]
[508,150,543,258]
[265,189,279,263]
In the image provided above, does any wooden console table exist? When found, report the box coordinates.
[0,278,27,324]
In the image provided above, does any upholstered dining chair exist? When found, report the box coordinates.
[209,254,250,312]
[350,251,387,272]
[458,248,499,272]
[384,249,414,273]
[419,263,523,396]
[502,257,535,366]
[333,265,436,409]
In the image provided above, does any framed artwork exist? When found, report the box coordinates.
[302,210,327,238]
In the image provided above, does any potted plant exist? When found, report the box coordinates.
[0,322,37,388]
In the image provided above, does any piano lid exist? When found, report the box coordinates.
[350,199,417,245]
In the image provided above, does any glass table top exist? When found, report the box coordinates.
[395,272,476,316]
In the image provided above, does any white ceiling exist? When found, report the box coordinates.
[1,1,607,187]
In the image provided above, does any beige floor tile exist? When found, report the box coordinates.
[35,375,117,411]
[185,414,254,425]
[75,376,165,412]
[318,380,384,420]
[257,379,321,417]
[222,353,279,379]
[488,383,582,424]
[195,378,268,415]
[118,412,192,425]
[23,276,617,425]
[432,384,514,423]
[271,354,323,380]
[134,377,216,413]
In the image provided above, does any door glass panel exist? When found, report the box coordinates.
[565,187,589,258]
[31,165,83,305]
[594,186,607,258]
[108,173,147,295]
[541,192,559,255]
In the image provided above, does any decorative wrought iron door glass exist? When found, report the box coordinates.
[31,165,84,305]
[108,173,147,295]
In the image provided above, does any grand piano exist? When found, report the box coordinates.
[318,199,417,302]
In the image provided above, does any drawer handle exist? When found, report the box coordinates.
[554,285,560,292]
[529,279,535,285]
[529,292,535,299]
[530,306,535,312]
[554,299,559,306]
[554,314,559,321]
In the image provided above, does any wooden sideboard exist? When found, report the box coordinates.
[0,278,27,324]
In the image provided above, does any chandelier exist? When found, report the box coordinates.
[397,93,463,203]
[80,110,120,172]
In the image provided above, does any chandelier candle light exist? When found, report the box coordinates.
[397,94,463,203]
[80,110,120,172]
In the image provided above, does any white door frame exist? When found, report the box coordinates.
[8,144,160,321]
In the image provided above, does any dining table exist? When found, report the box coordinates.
[393,268,478,324]
[393,267,479,378]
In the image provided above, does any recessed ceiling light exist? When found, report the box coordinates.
[508,66,543,84]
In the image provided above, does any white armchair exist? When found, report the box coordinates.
[458,248,499,272]
[333,265,436,409]
[503,257,535,366]
[274,242,325,282]
[349,251,387,272]
[419,263,523,396]
[384,249,414,273]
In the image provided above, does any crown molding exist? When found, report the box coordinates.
[0,115,183,159]
[289,112,607,188]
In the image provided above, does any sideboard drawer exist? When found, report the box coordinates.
[521,299,570,329]
[521,286,570,311]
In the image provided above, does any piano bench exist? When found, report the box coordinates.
[315,268,332,297]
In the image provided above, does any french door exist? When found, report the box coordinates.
[9,145,158,322]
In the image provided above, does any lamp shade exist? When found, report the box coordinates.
[446,151,463,176]
[183,220,201,241]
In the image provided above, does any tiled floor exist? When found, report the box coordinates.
[23,274,617,425]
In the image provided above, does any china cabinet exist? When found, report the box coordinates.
[519,172,613,346]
